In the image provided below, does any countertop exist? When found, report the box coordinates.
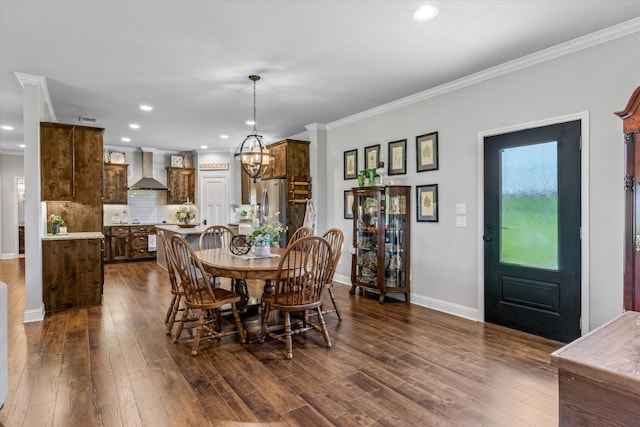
[155,224,209,235]
[42,232,104,240]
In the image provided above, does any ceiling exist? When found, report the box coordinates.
[2,1,640,155]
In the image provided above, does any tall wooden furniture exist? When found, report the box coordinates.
[350,185,411,303]
[260,236,333,359]
[41,122,104,232]
[261,139,309,180]
[615,85,640,311]
[166,167,195,204]
[103,163,128,204]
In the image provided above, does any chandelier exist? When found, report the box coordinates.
[234,75,273,182]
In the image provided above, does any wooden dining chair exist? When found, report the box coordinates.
[287,226,313,246]
[321,228,344,320]
[159,231,196,337]
[198,225,235,288]
[260,236,333,359]
[171,235,245,356]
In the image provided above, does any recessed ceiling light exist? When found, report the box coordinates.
[121,137,131,142]
[220,134,229,139]
[201,145,208,149]
[129,123,140,129]
[1,125,14,130]
[139,104,153,111]
[19,144,25,148]
[413,5,439,21]
[246,120,255,126]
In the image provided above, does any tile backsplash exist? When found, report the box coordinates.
[103,190,181,224]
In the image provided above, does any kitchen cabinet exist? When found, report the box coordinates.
[42,236,103,311]
[104,225,157,262]
[103,163,128,204]
[261,139,309,180]
[129,225,157,259]
[166,167,195,204]
[41,122,104,233]
[350,185,411,303]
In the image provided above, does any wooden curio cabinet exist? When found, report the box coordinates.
[615,85,640,311]
[103,163,128,204]
[350,185,411,303]
[166,167,195,204]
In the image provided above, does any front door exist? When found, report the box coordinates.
[484,120,581,343]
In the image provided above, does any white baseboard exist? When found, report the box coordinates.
[23,303,45,323]
[0,253,18,260]
[334,274,479,322]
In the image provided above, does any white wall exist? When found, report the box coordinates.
[327,31,640,331]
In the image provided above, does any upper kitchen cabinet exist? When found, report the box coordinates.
[41,122,104,202]
[261,139,309,180]
[103,163,128,204]
[166,167,195,204]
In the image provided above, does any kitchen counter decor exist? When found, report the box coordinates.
[176,200,197,226]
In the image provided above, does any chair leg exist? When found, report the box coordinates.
[165,294,177,326]
[167,295,181,335]
[191,310,206,356]
[260,304,271,343]
[284,312,293,360]
[315,307,332,349]
[327,288,342,321]
[174,306,188,343]
[230,303,246,344]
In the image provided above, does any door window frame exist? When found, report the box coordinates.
[477,112,590,335]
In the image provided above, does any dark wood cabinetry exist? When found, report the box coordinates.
[350,185,411,303]
[41,122,104,233]
[166,167,195,204]
[42,238,103,311]
[103,225,157,262]
[261,139,309,180]
[616,85,640,311]
[103,163,128,204]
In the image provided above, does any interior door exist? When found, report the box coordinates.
[484,120,581,343]
[200,175,228,226]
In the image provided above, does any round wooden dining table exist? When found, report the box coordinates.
[194,247,287,297]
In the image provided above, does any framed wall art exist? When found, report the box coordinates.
[416,131,439,172]
[344,190,354,219]
[344,149,358,180]
[388,139,407,175]
[364,144,380,170]
[416,184,438,222]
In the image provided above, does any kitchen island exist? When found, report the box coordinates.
[42,232,104,311]
[155,224,209,277]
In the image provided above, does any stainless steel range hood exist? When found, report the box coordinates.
[129,151,168,190]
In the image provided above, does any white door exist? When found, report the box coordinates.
[200,174,228,226]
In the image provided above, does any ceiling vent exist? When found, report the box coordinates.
[78,115,97,123]
[129,151,168,190]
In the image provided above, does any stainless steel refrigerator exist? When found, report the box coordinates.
[253,179,288,247]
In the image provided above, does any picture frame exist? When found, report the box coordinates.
[416,131,439,172]
[344,190,354,219]
[387,139,407,175]
[344,149,358,180]
[364,144,380,170]
[416,184,438,222]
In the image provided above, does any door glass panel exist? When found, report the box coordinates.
[500,141,558,270]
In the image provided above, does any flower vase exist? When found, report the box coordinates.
[358,174,366,187]
[368,168,376,186]
[52,223,60,235]
[254,243,270,258]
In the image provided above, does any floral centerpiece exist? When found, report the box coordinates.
[49,214,65,234]
[175,201,197,226]
[247,213,283,256]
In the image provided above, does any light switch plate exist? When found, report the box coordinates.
[456,216,467,227]
[456,203,466,214]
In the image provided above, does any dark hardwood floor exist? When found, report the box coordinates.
[0,258,562,426]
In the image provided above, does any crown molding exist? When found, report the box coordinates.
[328,17,640,131]
[14,72,56,122]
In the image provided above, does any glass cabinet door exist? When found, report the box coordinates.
[385,190,407,288]
[353,190,382,287]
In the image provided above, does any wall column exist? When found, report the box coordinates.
[305,123,327,233]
